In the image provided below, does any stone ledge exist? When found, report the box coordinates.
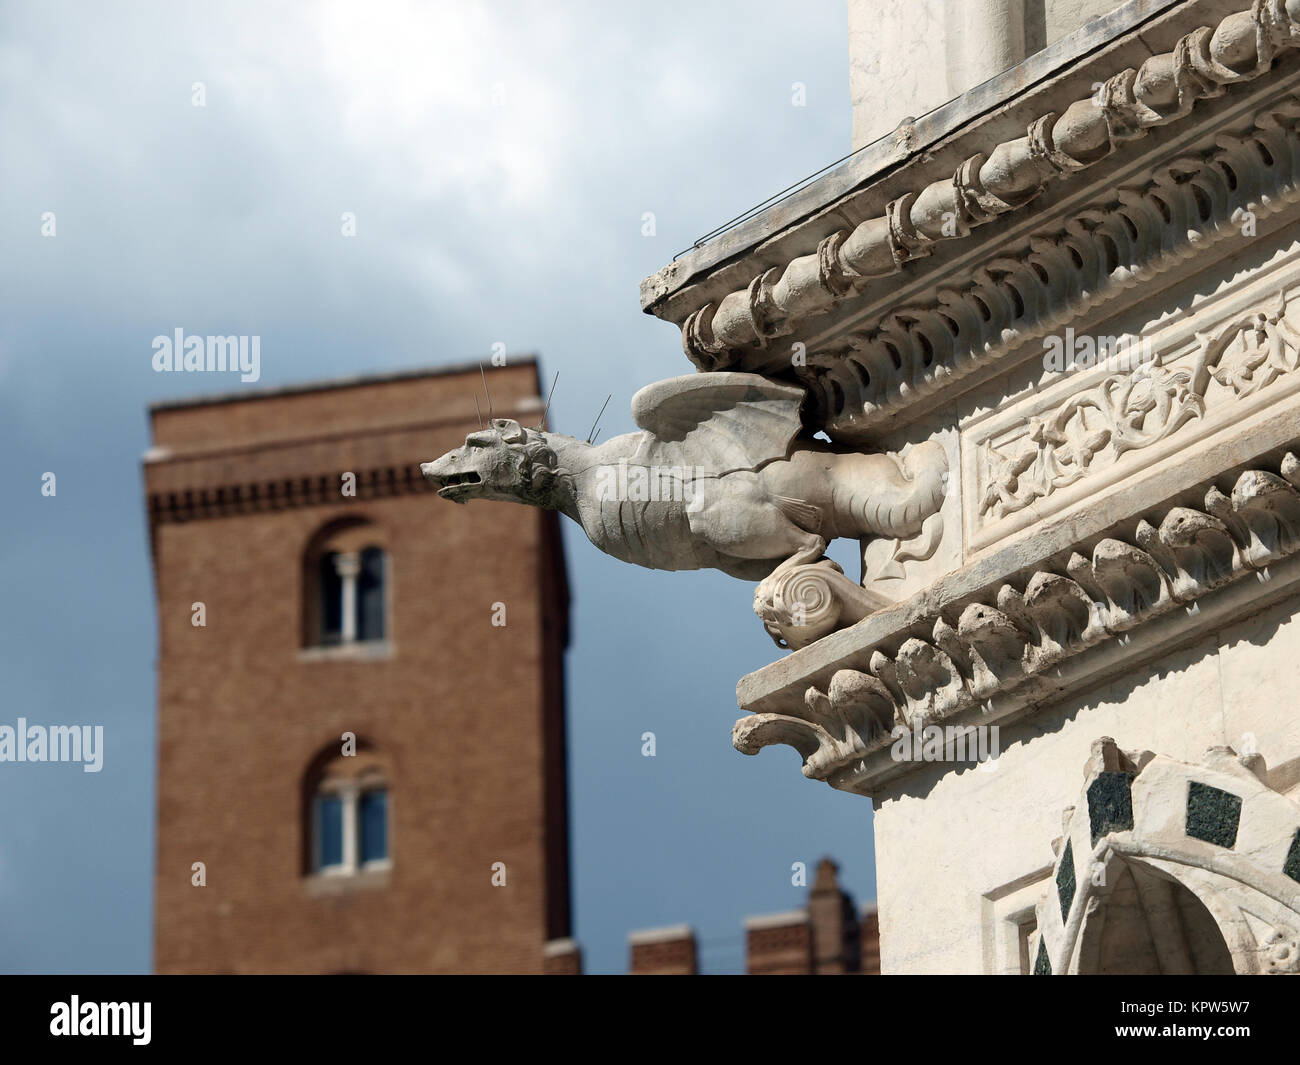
[743,909,809,931]
[626,924,695,945]
[298,641,394,663]
[652,0,1292,347]
[738,386,1300,717]
[735,401,1300,792]
[829,545,1300,795]
[643,1,1300,442]
[811,79,1300,441]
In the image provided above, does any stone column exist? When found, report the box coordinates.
[339,783,359,873]
[333,552,360,645]
[849,0,1026,150]
[945,0,1026,100]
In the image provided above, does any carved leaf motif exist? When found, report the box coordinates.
[980,293,1299,522]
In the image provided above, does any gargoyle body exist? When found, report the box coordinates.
[421,373,948,645]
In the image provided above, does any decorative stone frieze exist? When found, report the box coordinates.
[787,89,1300,442]
[966,254,1300,550]
[977,289,1300,524]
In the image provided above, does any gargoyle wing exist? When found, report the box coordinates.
[629,372,807,474]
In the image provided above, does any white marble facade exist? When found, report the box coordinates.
[636,0,1300,973]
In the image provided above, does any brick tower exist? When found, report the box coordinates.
[144,358,571,973]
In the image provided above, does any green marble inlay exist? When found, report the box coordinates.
[1284,828,1300,883]
[1185,781,1241,848]
[1056,838,1076,923]
[1087,771,1135,846]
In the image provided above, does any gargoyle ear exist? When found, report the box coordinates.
[493,418,526,444]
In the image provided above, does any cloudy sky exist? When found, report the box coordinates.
[0,0,874,974]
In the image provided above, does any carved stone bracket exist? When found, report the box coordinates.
[812,95,1300,441]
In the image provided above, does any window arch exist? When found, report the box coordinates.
[303,518,389,649]
[303,741,391,878]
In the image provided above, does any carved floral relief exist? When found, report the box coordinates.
[978,292,1300,523]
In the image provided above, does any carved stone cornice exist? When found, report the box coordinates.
[816,96,1300,440]
[733,445,1300,792]
[147,464,433,525]
[668,1,1300,436]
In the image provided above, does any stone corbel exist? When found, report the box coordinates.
[752,560,891,650]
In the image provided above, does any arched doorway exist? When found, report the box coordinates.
[1076,859,1234,974]
[1030,739,1300,975]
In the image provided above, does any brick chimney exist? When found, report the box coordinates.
[544,938,583,975]
[808,857,861,974]
[745,910,812,974]
[860,905,881,975]
[628,925,697,975]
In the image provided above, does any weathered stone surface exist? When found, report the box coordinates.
[421,372,948,647]
[672,2,1300,364]
[872,641,1228,973]
[968,261,1300,551]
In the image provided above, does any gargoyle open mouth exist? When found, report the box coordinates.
[436,471,481,498]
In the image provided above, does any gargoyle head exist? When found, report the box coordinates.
[421,418,565,508]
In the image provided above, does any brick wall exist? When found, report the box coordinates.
[543,938,583,974]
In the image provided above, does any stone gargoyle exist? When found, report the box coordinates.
[421,372,948,648]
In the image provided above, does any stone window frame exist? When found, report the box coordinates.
[980,863,1053,975]
[300,517,394,661]
[304,746,393,883]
